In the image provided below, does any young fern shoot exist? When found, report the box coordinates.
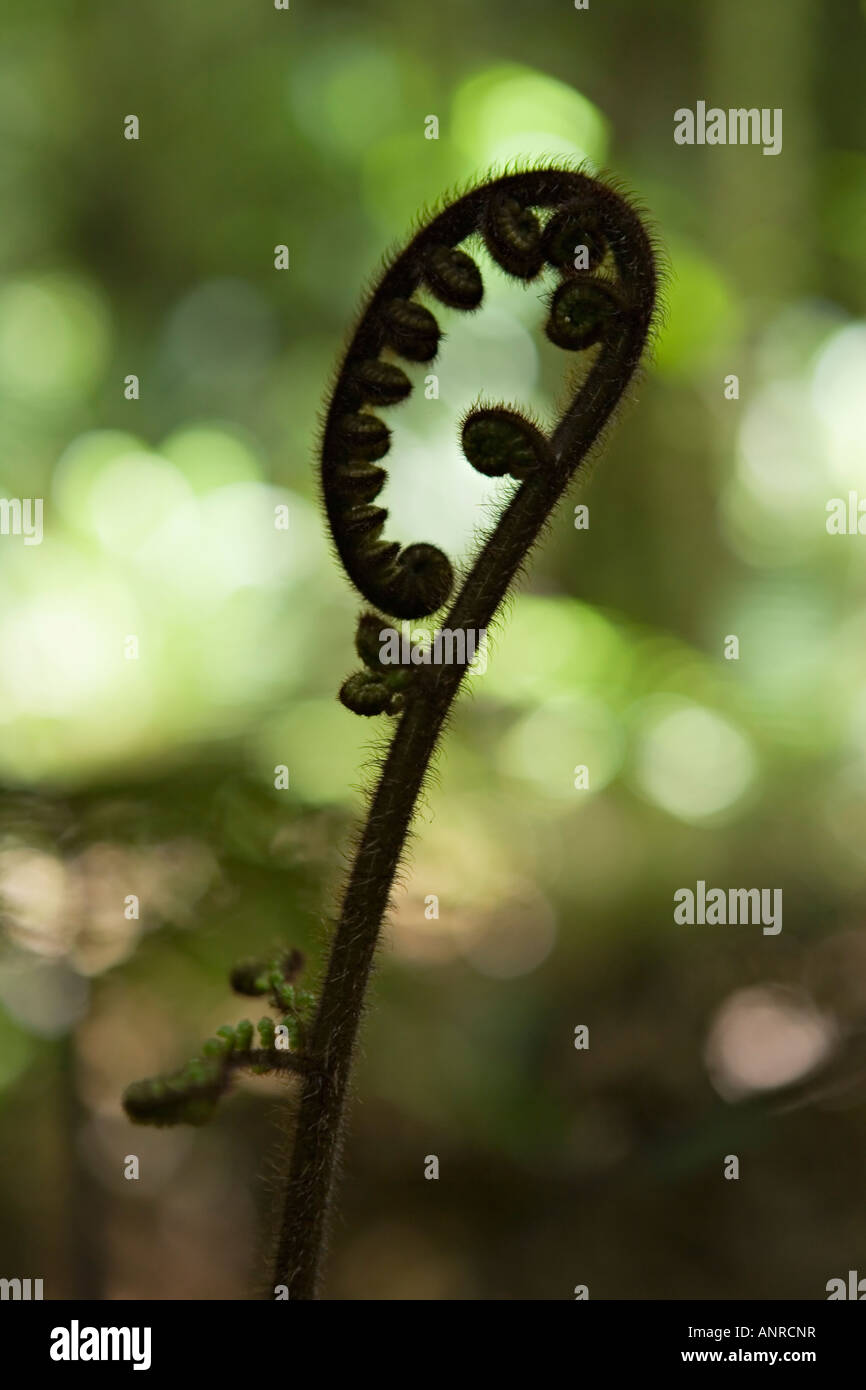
[123,950,317,1127]
[123,163,659,1301]
[275,164,659,1297]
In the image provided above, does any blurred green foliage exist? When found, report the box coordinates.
[0,0,865,1299]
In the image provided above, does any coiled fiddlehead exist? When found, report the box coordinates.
[322,166,654,635]
[273,165,659,1299]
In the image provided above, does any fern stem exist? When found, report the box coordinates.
[272,370,645,1297]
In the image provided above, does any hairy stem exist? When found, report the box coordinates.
[273,367,645,1298]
